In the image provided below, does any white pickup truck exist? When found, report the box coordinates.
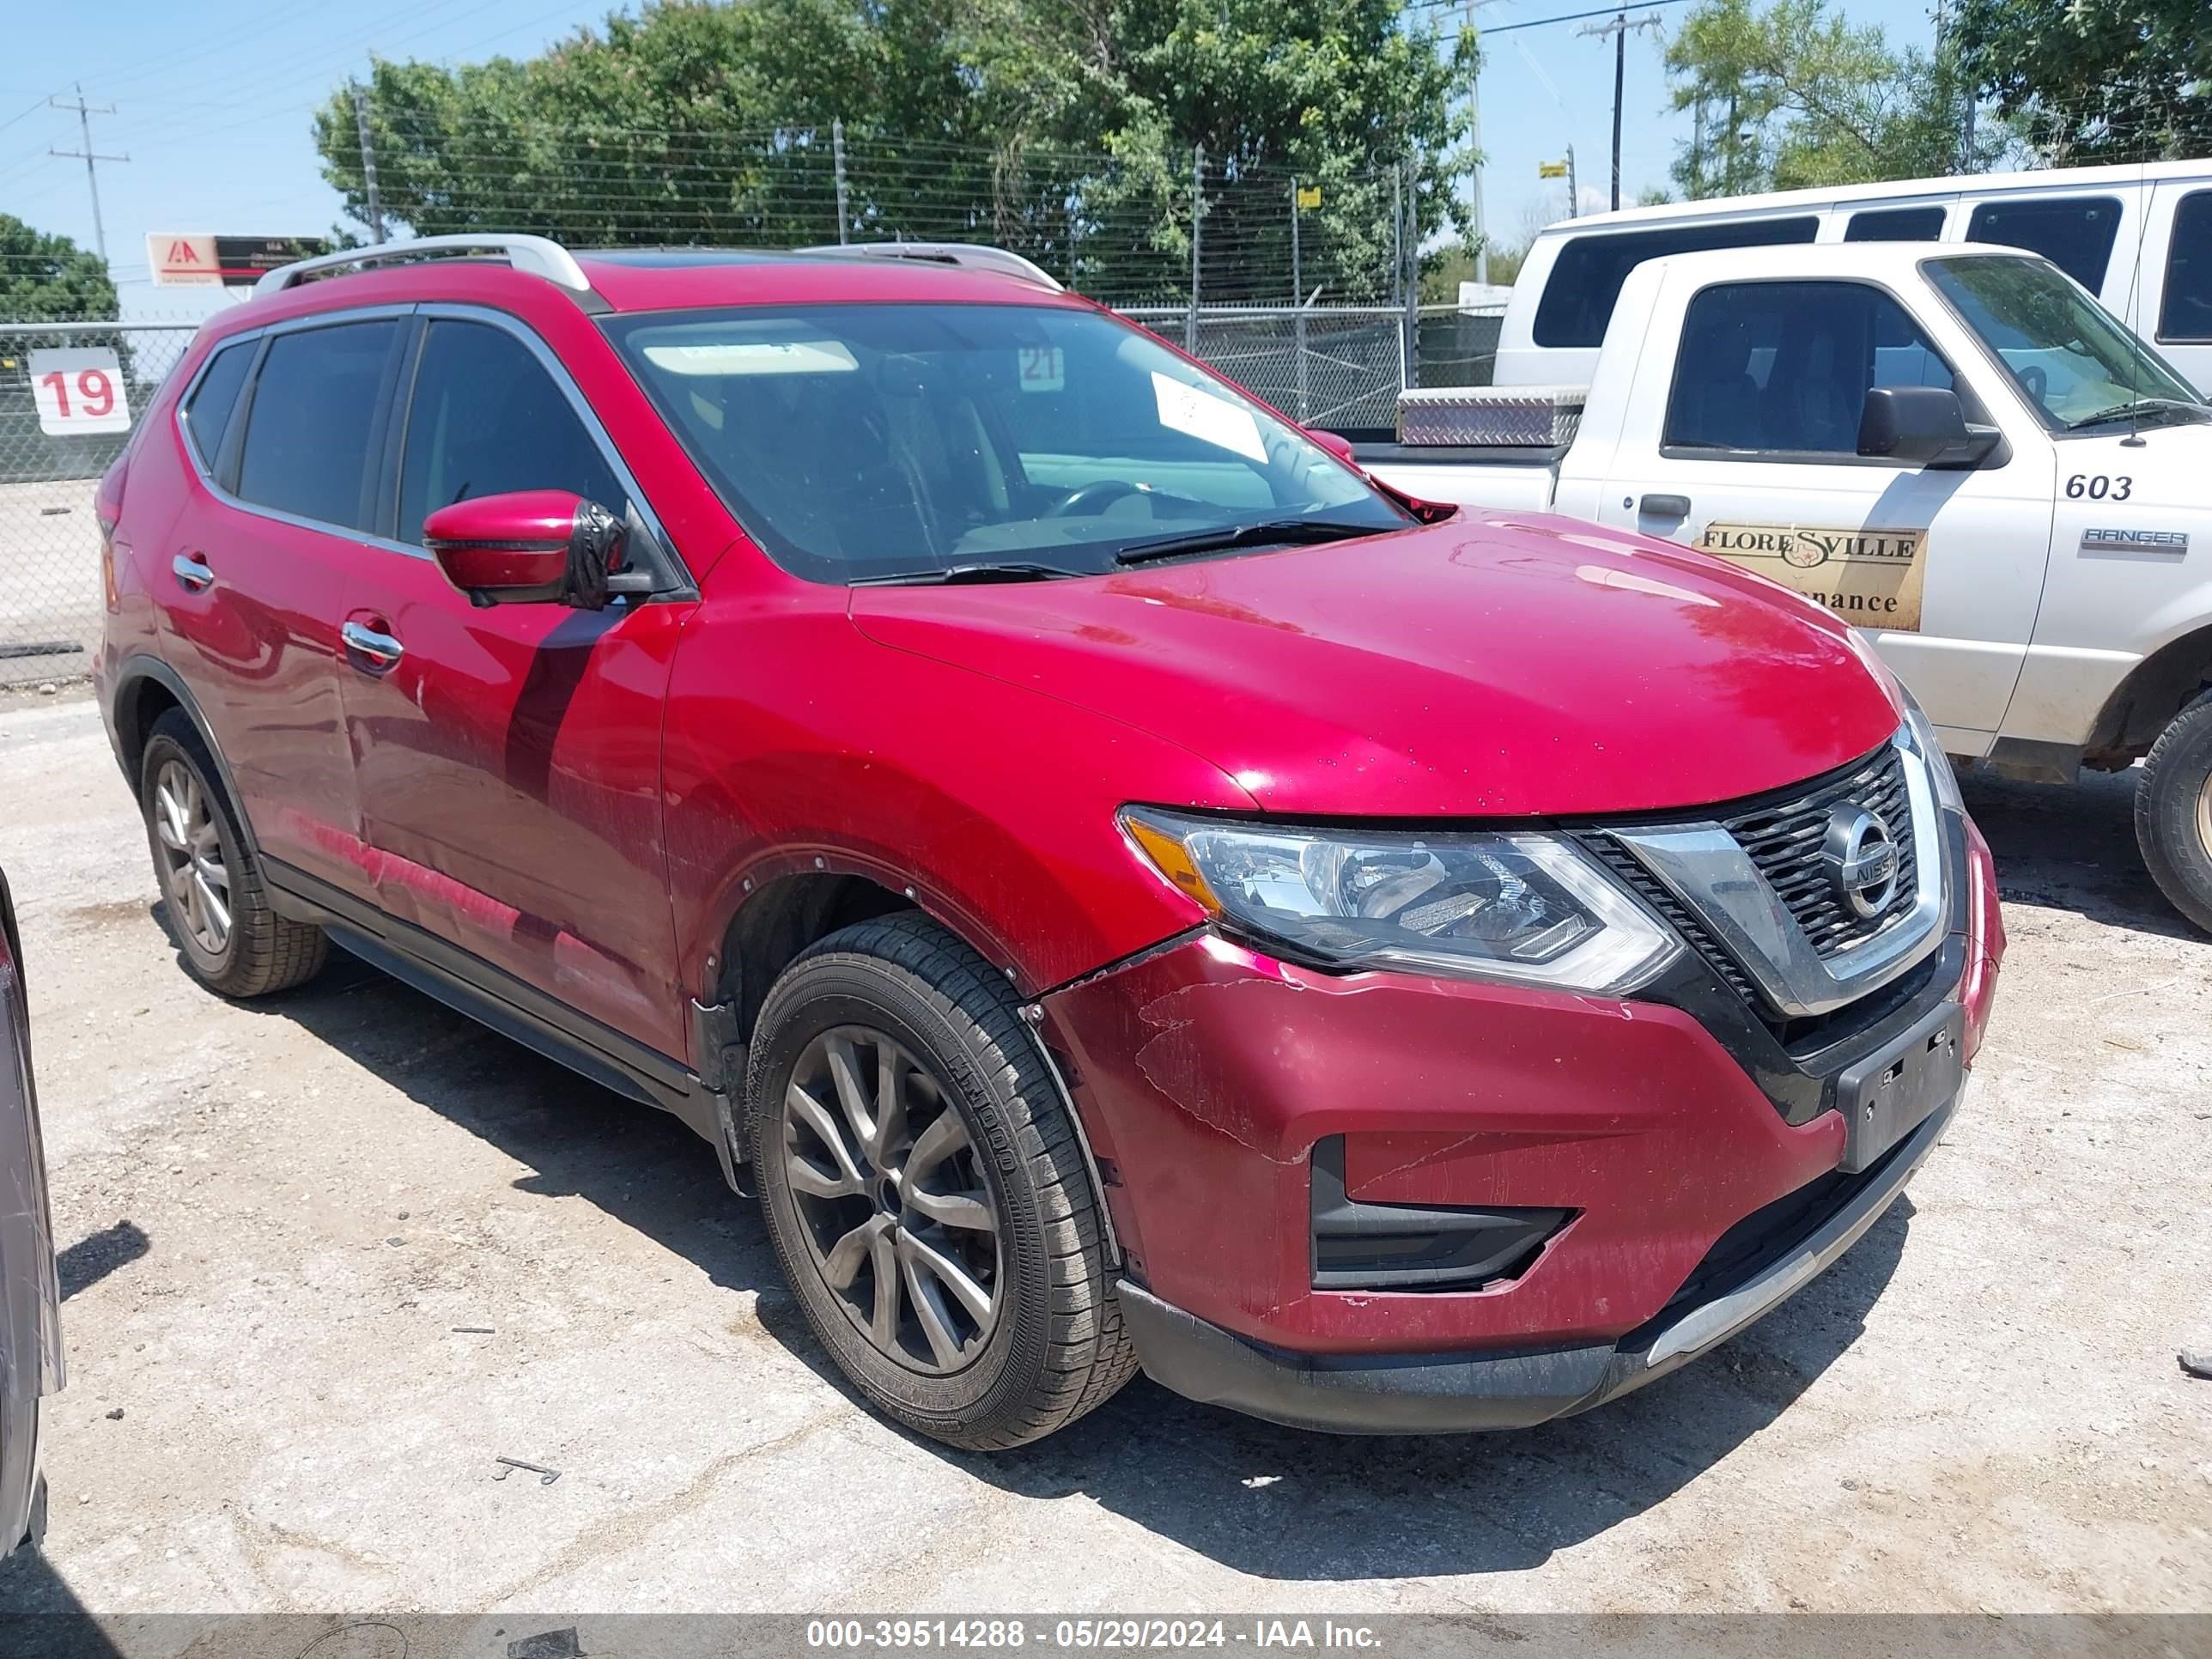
[1356,240,2212,930]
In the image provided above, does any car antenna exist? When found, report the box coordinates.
[2119,167,2156,449]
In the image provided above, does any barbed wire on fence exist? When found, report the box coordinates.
[310,118,1441,311]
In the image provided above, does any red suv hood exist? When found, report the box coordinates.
[850,512,1903,818]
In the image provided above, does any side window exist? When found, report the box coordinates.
[1965,196,2123,293]
[1845,205,1947,243]
[1533,216,1820,349]
[180,340,252,471]
[398,319,628,545]
[1665,281,1954,456]
[2159,189,2212,343]
[234,319,402,531]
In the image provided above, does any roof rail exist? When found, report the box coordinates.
[796,241,1063,292]
[252,234,594,300]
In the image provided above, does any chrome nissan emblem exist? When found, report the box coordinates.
[1824,804,1899,920]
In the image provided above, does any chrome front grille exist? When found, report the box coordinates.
[1722,744,1917,957]
[1595,730,1946,1023]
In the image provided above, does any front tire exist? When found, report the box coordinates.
[745,913,1133,1449]
[138,709,327,998]
[2136,689,2212,934]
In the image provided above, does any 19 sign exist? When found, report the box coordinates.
[28,347,131,436]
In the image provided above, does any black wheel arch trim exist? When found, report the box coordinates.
[106,655,261,859]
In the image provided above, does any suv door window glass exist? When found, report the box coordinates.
[1532,216,1820,349]
[234,319,401,531]
[398,319,629,545]
[2158,189,2212,343]
[1964,197,2122,293]
[1845,204,1947,242]
[1665,280,1954,455]
[180,340,252,471]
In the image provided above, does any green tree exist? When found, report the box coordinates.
[1954,0,2211,164]
[1665,0,1998,199]
[310,0,1475,302]
[0,214,116,323]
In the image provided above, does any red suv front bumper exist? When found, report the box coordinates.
[1038,817,2003,1433]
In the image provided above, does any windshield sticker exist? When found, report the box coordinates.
[1152,371,1267,463]
[1695,522,1927,632]
[1017,344,1065,392]
[641,338,858,376]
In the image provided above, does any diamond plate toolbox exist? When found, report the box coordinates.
[1397,385,1587,447]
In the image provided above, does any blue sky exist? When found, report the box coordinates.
[1,0,1947,317]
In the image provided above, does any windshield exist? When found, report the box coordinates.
[602,302,1406,583]
[1923,255,2209,431]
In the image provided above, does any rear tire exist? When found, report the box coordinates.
[744,913,1133,1449]
[2136,689,2212,934]
[138,709,327,998]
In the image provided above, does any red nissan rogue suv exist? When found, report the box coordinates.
[94,235,2002,1447]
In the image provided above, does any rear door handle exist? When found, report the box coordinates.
[172,553,213,592]
[341,621,404,671]
[1640,493,1692,520]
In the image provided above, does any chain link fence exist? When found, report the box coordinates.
[0,321,198,687]
[1122,304,1502,432]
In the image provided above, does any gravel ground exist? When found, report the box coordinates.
[0,690,2206,1619]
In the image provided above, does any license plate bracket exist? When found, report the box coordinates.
[1836,1001,1964,1173]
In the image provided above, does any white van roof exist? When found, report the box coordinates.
[1531,156,2212,242]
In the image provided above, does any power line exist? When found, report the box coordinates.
[1409,0,1689,33]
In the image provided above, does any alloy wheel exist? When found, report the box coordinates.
[2199,772,2212,860]
[780,1025,1004,1374]
[153,760,231,957]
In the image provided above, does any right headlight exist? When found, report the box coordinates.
[1896,690,1965,813]
[1120,807,1680,995]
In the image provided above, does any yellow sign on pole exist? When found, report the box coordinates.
[1538,161,1569,179]
[1296,185,1322,210]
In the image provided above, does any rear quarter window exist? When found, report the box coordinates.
[1845,204,1948,242]
[179,340,252,471]
[2159,189,2212,343]
[1532,216,1820,348]
[1965,197,2122,293]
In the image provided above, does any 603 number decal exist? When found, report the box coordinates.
[2065,474,2133,501]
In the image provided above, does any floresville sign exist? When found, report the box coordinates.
[1695,521,1929,633]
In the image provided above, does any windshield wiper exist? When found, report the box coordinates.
[1111,517,1385,566]
[848,561,1079,587]
[2065,397,2210,431]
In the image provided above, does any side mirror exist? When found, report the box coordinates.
[1857,386,2000,469]
[1308,428,1361,467]
[423,489,628,609]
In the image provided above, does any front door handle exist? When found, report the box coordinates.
[341,620,404,672]
[1640,493,1692,520]
[172,553,213,592]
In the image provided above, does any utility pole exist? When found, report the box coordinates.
[1566,145,1579,219]
[1461,0,1508,287]
[832,118,850,244]
[1290,179,1307,419]
[1576,10,1663,212]
[49,85,125,264]
[1187,145,1204,351]
[351,85,386,245]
